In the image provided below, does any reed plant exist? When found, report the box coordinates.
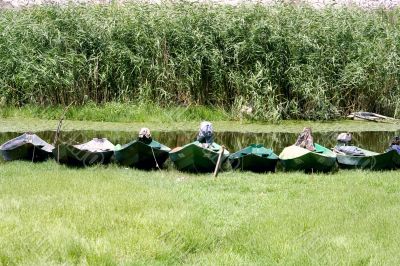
[0,3,399,120]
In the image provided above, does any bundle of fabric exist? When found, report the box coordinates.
[196,121,214,146]
[387,136,400,153]
[334,145,365,156]
[138,127,152,144]
[73,138,114,152]
[295,127,315,151]
[334,132,365,156]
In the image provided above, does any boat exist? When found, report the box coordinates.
[279,144,337,172]
[334,148,400,170]
[114,140,171,170]
[53,138,114,167]
[0,133,54,162]
[229,144,278,173]
[169,141,229,173]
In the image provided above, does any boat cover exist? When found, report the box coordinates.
[0,133,54,152]
[73,138,115,152]
[335,145,365,156]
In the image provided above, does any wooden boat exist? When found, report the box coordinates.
[0,133,54,162]
[114,140,171,170]
[169,141,229,173]
[229,144,278,173]
[279,144,337,172]
[53,138,114,167]
[335,148,400,170]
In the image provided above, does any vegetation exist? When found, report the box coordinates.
[0,3,400,121]
[2,116,400,134]
[0,103,229,123]
[1,161,400,264]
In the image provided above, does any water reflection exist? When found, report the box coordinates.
[0,130,398,154]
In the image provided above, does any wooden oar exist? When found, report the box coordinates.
[171,146,183,153]
[213,146,225,178]
[332,147,346,155]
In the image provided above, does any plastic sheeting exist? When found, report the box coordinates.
[0,133,54,152]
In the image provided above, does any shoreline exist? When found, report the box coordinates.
[2,117,400,133]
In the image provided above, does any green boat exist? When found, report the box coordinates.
[169,141,229,173]
[53,138,114,167]
[279,144,337,172]
[114,140,171,170]
[335,148,400,170]
[229,144,278,173]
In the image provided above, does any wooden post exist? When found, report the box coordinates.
[53,102,74,146]
[213,146,225,178]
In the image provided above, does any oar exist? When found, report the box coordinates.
[213,145,225,178]
[171,146,183,153]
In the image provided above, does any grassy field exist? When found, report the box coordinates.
[1,161,400,264]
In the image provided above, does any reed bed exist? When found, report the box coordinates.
[0,3,399,120]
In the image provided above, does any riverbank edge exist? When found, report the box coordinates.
[2,117,400,133]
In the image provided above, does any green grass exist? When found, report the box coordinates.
[0,103,230,123]
[1,161,400,264]
[2,116,400,134]
[1,3,400,120]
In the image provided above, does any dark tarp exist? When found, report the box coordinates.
[0,133,54,152]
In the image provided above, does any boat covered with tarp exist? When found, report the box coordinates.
[0,133,54,162]
[53,138,114,167]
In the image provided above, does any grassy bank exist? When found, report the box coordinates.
[1,161,400,264]
[2,116,400,133]
[0,103,230,123]
[1,3,400,120]
[1,104,400,134]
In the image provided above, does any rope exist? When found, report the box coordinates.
[150,146,161,171]
[32,145,36,162]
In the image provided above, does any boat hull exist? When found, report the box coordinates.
[230,154,278,173]
[280,153,336,172]
[169,143,228,173]
[279,144,337,172]
[114,141,170,170]
[337,150,400,170]
[1,143,52,162]
[0,133,53,162]
[53,144,114,167]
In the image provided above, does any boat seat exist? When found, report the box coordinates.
[314,145,325,153]
[148,141,162,149]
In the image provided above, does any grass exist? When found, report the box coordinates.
[2,116,400,134]
[1,3,400,120]
[0,103,230,123]
[1,161,400,264]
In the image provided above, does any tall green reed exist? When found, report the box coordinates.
[0,3,399,121]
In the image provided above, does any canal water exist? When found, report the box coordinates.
[0,130,398,154]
